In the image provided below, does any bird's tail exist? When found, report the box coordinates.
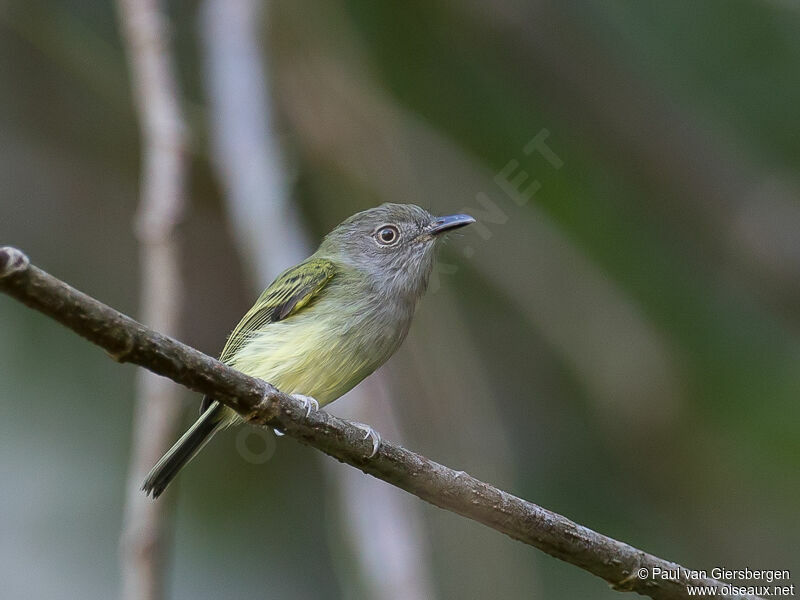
[142,401,227,498]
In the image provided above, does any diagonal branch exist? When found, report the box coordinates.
[0,246,761,600]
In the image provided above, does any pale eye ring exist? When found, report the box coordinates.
[375,225,400,246]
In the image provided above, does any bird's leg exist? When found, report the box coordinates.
[291,394,319,418]
[350,422,381,458]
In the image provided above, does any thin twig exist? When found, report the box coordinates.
[0,247,761,600]
[115,0,189,598]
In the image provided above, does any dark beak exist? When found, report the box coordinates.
[429,213,476,235]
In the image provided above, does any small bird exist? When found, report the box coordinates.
[143,203,474,498]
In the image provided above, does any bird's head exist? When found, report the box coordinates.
[318,203,475,299]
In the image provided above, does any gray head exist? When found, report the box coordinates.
[318,203,474,299]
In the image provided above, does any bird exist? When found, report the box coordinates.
[142,203,475,498]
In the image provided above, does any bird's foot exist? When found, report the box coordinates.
[291,394,319,418]
[351,422,381,458]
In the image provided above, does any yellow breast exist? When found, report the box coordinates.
[227,310,379,406]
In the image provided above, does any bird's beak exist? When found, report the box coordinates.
[429,213,476,236]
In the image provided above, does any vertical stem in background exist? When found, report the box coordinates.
[199,2,437,598]
[200,0,307,280]
[326,378,439,600]
[116,1,188,599]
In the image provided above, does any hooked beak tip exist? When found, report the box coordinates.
[429,213,476,235]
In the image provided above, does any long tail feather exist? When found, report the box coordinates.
[142,402,226,498]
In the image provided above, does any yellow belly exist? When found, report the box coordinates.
[227,309,379,407]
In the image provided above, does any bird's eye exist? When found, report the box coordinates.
[375,225,400,246]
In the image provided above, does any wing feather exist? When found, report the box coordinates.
[200,258,336,413]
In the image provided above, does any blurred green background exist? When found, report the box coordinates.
[1,1,798,599]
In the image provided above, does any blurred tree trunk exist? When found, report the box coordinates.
[115,0,189,599]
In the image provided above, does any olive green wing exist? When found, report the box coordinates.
[200,258,336,413]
